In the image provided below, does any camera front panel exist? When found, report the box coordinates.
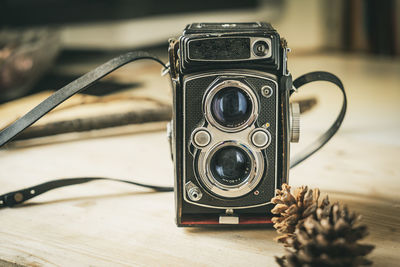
[182,70,278,209]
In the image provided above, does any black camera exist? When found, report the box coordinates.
[168,22,300,226]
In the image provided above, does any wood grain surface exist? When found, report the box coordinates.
[0,61,172,143]
[0,54,399,266]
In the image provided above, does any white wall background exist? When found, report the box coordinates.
[61,0,326,53]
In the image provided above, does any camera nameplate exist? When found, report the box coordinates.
[186,37,273,62]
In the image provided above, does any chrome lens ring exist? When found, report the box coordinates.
[204,80,258,133]
[197,140,265,198]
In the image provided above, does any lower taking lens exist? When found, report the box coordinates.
[210,145,251,186]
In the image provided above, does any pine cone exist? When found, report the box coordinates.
[271,184,330,246]
[275,203,375,267]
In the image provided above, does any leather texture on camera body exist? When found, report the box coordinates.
[182,72,278,209]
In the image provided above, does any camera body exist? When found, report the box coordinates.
[168,22,298,226]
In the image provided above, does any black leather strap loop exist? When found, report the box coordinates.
[290,71,347,168]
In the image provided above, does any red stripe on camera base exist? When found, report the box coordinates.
[181,215,273,225]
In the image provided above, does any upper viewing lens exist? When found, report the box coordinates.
[211,87,252,128]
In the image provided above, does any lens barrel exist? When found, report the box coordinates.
[205,80,258,132]
[211,87,252,128]
[198,140,264,198]
[210,145,251,186]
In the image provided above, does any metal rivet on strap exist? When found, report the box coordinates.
[14,193,24,202]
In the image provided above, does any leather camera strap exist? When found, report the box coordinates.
[0,51,166,147]
[0,52,346,208]
[0,51,174,208]
[290,71,347,168]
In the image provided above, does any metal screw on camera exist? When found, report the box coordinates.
[14,193,24,203]
[225,209,234,215]
[261,85,273,98]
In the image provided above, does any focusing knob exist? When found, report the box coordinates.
[290,102,300,143]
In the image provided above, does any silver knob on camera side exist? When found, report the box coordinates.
[289,102,300,143]
[186,181,203,201]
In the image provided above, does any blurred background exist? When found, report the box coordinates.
[0,0,399,145]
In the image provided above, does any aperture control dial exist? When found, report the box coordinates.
[250,129,271,148]
[192,129,211,147]
[289,102,300,143]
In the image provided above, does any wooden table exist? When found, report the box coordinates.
[0,54,399,266]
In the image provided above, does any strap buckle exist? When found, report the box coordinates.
[161,63,170,76]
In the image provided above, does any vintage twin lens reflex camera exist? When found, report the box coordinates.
[167,22,300,226]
